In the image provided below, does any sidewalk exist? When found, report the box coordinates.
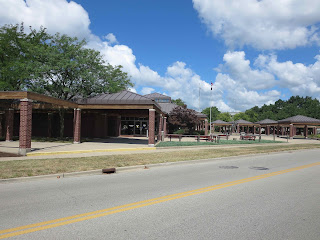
[0,135,318,162]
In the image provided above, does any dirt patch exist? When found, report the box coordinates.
[0,152,21,158]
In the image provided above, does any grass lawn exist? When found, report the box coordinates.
[157,139,282,147]
[1,144,320,179]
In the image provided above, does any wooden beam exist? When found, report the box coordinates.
[0,91,27,99]
[79,104,155,110]
[27,92,77,108]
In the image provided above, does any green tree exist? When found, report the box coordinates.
[172,98,187,108]
[233,112,250,121]
[0,23,49,90]
[201,106,220,122]
[216,112,232,122]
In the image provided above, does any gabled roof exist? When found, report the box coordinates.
[195,111,207,118]
[234,119,253,124]
[255,119,278,125]
[157,102,179,114]
[212,120,232,125]
[278,115,320,124]
[144,92,171,100]
[78,90,156,105]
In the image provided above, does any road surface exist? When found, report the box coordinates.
[0,149,320,239]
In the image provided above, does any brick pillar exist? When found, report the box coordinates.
[247,126,249,134]
[253,126,256,134]
[205,119,208,135]
[163,117,167,136]
[277,125,280,136]
[289,124,294,138]
[5,108,14,141]
[148,109,155,146]
[314,127,317,135]
[116,116,121,137]
[266,126,270,135]
[73,108,81,143]
[273,126,276,135]
[19,99,32,155]
[304,125,308,138]
[281,127,284,136]
[48,113,52,138]
[237,124,240,133]
[259,126,261,135]
[158,114,163,140]
[293,127,296,136]
[0,114,3,137]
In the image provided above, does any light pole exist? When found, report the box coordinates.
[210,82,213,135]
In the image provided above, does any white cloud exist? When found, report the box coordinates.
[193,0,320,50]
[140,87,155,95]
[0,0,92,39]
[104,33,118,44]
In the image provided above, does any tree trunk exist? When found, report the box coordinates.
[58,108,65,138]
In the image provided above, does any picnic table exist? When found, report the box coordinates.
[167,134,183,142]
[240,135,256,141]
[195,135,217,142]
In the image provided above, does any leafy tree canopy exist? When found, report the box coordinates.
[0,23,133,100]
[216,112,232,122]
[172,98,187,108]
[168,106,199,133]
[201,106,220,121]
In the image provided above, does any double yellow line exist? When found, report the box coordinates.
[1,161,319,239]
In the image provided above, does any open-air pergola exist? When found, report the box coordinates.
[277,115,320,138]
[230,119,260,134]
[255,119,278,135]
[211,120,232,133]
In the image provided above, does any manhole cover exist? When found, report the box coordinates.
[219,166,239,169]
[249,167,269,170]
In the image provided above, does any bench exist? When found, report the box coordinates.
[240,135,256,141]
[195,135,216,142]
[168,134,182,142]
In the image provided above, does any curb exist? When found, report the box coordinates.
[2,147,319,183]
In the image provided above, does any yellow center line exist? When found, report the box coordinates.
[1,161,319,239]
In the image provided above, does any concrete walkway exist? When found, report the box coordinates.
[0,135,319,162]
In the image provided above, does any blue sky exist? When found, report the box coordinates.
[1,0,320,112]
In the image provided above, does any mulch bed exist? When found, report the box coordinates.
[0,152,21,157]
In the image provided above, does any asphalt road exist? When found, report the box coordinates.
[0,149,320,239]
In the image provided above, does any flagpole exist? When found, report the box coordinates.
[210,82,212,135]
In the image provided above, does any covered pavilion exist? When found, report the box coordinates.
[211,120,232,133]
[0,90,166,155]
[230,119,259,134]
[277,115,320,138]
[255,119,278,135]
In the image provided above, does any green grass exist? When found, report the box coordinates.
[1,143,320,179]
[157,139,282,147]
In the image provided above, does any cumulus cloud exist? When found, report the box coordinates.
[104,33,118,44]
[0,0,92,39]
[140,87,155,95]
[193,0,320,50]
[256,54,320,98]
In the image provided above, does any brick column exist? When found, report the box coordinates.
[273,126,276,135]
[246,126,249,134]
[277,125,280,136]
[48,113,52,138]
[237,124,240,133]
[281,127,284,136]
[148,109,155,146]
[266,126,270,135]
[205,119,208,135]
[116,116,121,136]
[163,117,167,136]
[293,127,296,136]
[314,127,317,135]
[289,124,294,138]
[5,108,14,141]
[253,126,256,134]
[73,108,81,143]
[19,99,32,155]
[158,114,163,140]
[304,125,308,138]
[0,114,3,137]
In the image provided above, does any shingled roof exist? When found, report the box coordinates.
[255,119,278,125]
[144,93,171,100]
[233,119,254,125]
[78,90,156,105]
[278,115,320,124]
[212,120,232,125]
[157,102,179,114]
